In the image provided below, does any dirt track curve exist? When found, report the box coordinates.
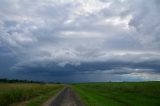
[44,86,84,106]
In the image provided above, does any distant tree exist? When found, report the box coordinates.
[0,78,45,84]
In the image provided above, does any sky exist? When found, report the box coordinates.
[0,0,160,82]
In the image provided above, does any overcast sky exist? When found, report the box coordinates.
[0,0,160,82]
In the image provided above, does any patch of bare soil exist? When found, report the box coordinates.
[44,86,84,106]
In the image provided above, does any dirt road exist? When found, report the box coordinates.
[44,86,84,106]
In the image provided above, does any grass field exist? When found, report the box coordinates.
[0,83,63,106]
[73,81,160,106]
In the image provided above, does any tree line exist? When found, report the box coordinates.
[0,78,44,83]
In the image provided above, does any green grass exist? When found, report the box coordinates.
[73,82,160,106]
[0,83,63,106]
[26,85,62,106]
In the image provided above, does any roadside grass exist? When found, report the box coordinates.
[26,85,62,106]
[0,83,63,106]
[73,81,160,106]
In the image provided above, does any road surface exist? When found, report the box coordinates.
[43,86,84,106]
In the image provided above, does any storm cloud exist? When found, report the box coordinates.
[0,0,160,82]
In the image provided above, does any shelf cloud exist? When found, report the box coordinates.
[0,0,160,82]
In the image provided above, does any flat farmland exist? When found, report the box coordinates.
[0,83,63,106]
[0,82,160,106]
[73,82,160,106]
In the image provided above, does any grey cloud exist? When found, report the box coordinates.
[0,0,160,82]
[9,59,160,82]
[128,0,160,49]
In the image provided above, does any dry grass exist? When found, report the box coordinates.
[0,83,63,106]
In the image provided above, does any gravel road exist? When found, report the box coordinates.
[44,86,84,106]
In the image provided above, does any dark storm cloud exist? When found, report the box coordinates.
[11,59,160,82]
[0,0,160,82]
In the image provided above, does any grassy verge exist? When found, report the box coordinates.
[0,83,63,106]
[73,82,160,106]
[26,85,62,106]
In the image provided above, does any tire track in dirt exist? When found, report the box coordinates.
[43,86,84,106]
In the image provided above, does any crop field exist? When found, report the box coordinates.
[73,82,160,106]
[0,83,63,106]
[0,82,160,106]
